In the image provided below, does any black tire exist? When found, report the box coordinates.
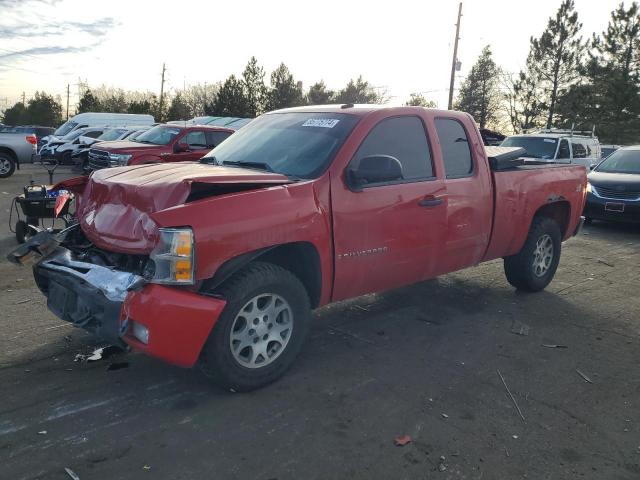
[15,220,33,244]
[0,153,16,178]
[504,216,562,292]
[199,262,311,392]
[61,152,72,165]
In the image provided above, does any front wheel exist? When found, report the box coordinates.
[504,216,562,292]
[199,262,311,392]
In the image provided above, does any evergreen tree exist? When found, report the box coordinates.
[77,89,101,113]
[504,56,547,133]
[454,46,501,129]
[334,76,380,104]
[405,93,436,108]
[166,92,192,120]
[265,63,305,111]
[242,56,267,117]
[527,0,583,128]
[26,92,62,127]
[1,101,28,125]
[210,75,252,117]
[307,81,334,105]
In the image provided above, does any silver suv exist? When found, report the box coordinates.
[501,128,601,168]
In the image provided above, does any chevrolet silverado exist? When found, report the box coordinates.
[10,105,587,391]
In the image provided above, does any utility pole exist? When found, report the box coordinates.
[447,2,463,110]
[158,63,166,121]
[66,84,70,120]
[21,92,26,104]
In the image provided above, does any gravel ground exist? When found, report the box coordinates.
[0,165,639,480]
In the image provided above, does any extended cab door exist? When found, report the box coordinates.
[331,115,447,301]
[433,117,493,273]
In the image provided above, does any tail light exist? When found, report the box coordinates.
[25,134,37,145]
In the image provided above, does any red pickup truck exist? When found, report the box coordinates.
[86,124,235,171]
[11,105,587,391]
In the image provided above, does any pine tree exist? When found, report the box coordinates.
[307,81,334,105]
[1,102,28,125]
[334,76,380,104]
[454,46,501,129]
[77,89,101,113]
[265,63,305,111]
[25,92,62,127]
[242,56,267,117]
[210,75,252,117]
[527,0,583,128]
[166,92,192,120]
[405,93,436,107]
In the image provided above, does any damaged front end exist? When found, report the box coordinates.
[8,225,226,367]
[9,226,147,348]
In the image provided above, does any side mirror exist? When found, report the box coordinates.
[589,164,596,171]
[174,142,189,153]
[347,155,403,191]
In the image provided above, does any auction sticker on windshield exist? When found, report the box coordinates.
[302,119,340,128]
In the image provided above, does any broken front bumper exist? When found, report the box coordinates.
[27,246,226,367]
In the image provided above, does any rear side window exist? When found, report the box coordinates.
[571,140,587,159]
[184,131,208,149]
[558,139,570,159]
[353,116,433,181]
[435,118,473,178]
[206,131,232,148]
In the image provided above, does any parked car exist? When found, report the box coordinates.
[72,126,151,171]
[12,105,587,391]
[39,127,106,164]
[501,129,601,168]
[600,144,621,159]
[0,131,37,177]
[0,125,55,152]
[86,124,234,171]
[584,146,640,223]
[40,113,155,150]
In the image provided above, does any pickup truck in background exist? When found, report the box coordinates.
[86,124,235,171]
[0,131,37,177]
[11,105,587,391]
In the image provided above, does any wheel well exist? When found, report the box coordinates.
[0,147,17,161]
[534,201,571,237]
[203,242,322,308]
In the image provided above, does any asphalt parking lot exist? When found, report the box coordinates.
[1,165,639,480]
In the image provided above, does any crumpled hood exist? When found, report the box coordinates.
[78,162,291,253]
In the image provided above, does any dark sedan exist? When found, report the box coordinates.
[584,146,640,223]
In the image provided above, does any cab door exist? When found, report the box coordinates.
[165,130,210,162]
[331,115,447,301]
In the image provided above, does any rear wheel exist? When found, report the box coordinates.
[0,153,16,178]
[199,262,311,392]
[504,216,562,292]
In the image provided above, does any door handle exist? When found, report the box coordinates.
[418,197,444,207]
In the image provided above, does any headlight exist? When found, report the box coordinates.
[586,182,592,194]
[149,228,195,285]
[108,153,132,166]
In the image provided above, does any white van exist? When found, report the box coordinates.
[501,129,601,168]
[51,113,155,138]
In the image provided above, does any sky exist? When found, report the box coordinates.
[0,0,623,115]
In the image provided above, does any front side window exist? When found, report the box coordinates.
[54,121,78,136]
[183,131,208,149]
[351,116,434,181]
[435,118,473,178]
[134,126,182,146]
[201,112,360,178]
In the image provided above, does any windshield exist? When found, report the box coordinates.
[54,121,78,136]
[98,129,127,141]
[133,125,182,145]
[201,112,360,178]
[501,136,558,159]
[595,149,640,174]
[61,129,86,142]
